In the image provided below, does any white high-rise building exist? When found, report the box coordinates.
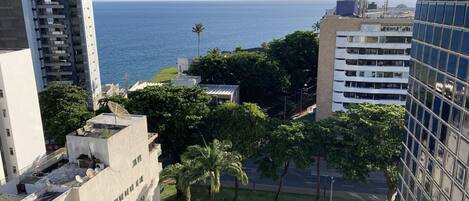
[0,0,102,110]
[0,49,47,183]
[316,15,414,119]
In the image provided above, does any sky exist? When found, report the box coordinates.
[93,0,418,7]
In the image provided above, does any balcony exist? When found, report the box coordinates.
[335,48,411,61]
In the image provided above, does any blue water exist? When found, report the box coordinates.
[94,1,333,85]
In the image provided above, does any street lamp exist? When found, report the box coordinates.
[330,176,335,201]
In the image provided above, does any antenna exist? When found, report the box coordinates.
[384,0,389,16]
[107,101,131,123]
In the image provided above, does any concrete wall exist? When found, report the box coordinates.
[316,16,413,120]
[0,49,46,180]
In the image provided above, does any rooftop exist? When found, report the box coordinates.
[199,84,239,96]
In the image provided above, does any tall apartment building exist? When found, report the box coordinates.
[0,49,47,184]
[316,15,413,120]
[397,1,469,201]
[0,0,102,110]
[0,113,162,201]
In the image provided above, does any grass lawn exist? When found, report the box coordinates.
[154,67,178,82]
[161,184,345,201]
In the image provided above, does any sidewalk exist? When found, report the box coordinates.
[221,181,386,201]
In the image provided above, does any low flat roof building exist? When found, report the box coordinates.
[0,114,162,201]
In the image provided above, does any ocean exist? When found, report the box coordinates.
[93,1,333,86]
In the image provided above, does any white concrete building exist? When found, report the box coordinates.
[316,16,414,120]
[0,113,162,201]
[0,0,102,110]
[332,22,412,112]
[0,49,47,184]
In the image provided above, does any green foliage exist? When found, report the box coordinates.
[326,104,405,200]
[257,121,310,180]
[188,51,290,107]
[154,67,178,82]
[204,102,268,159]
[126,85,211,162]
[368,2,378,9]
[267,31,319,95]
[39,83,93,145]
[181,139,248,200]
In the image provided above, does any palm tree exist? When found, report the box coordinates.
[182,139,248,201]
[192,23,205,57]
[160,160,204,201]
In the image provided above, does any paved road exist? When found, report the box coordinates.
[221,161,388,198]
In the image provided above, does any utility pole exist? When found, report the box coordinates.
[330,176,335,201]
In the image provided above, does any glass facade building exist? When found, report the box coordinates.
[397,1,469,201]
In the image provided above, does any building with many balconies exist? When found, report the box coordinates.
[316,15,413,120]
[0,0,102,110]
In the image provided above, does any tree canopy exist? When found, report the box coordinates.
[126,85,212,162]
[39,83,93,145]
[327,104,405,201]
[267,31,319,96]
[203,102,268,159]
[188,50,290,108]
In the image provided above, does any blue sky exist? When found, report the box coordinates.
[93,0,417,7]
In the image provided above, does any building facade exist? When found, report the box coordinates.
[316,16,413,120]
[397,1,469,201]
[0,113,162,201]
[0,0,102,110]
[0,49,47,184]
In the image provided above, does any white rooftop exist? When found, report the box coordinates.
[199,84,239,96]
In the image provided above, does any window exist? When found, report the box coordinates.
[137,155,142,162]
[132,159,137,167]
[6,129,10,137]
[444,3,455,25]
[124,189,129,196]
[455,162,465,185]
[9,148,13,155]
[421,3,429,21]
[139,176,143,183]
[2,109,6,118]
[458,138,469,164]
[462,31,469,55]
[436,3,445,23]
[12,166,16,174]
[428,4,436,22]
[450,30,462,52]
[433,26,442,47]
[454,4,466,26]
[442,28,452,49]
[438,51,448,71]
[457,57,468,80]
[0,90,3,98]
[466,4,469,28]
[130,184,134,192]
[447,54,458,75]
[425,25,434,43]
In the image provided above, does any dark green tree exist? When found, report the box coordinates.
[188,51,290,109]
[303,119,337,201]
[182,139,248,201]
[327,104,405,201]
[126,85,211,162]
[39,83,93,145]
[257,121,310,201]
[267,31,319,97]
[204,102,268,200]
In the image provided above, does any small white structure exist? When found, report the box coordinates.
[171,74,201,87]
[0,114,162,201]
[177,58,190,73]
[102,83,121,97]
[128,81,163,93]
[200,84,240,104]
[0,49,46,184]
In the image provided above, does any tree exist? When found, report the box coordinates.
[267,31,319,98]
[327,104,405,201]
[39,83,94,145]
[188,51,290,109]
[126,85,211,162]
[257,121,310,201]
[182,139,248,201]
[303,119,336,201]
[192,23,205,57]
[160,160,204,201]
[368,2,378,9]
[204,102,268,200]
